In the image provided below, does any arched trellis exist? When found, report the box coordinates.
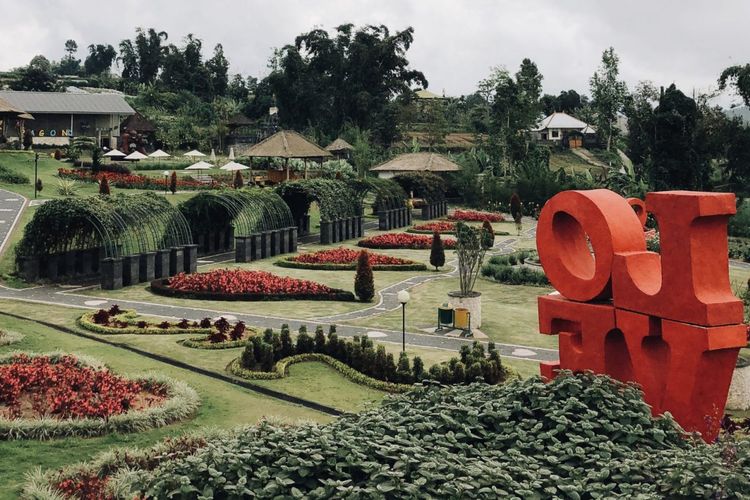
[346,177,407,214]
[392,172,447,203]
[179,189,294,254]
[276,178,360,224]
[15,193,193,260]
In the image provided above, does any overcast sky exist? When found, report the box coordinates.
[1,0,747,106]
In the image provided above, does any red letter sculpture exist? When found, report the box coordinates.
[537,189,746,442]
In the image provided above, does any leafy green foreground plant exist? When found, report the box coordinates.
[82,373,750,498]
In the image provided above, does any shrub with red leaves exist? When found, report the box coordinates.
[230,321,246,341]
[411,221,456,233]
[290,247,417,266]
[199,318,212,328]
[92,309,110,325]
[358,233,457,250]
[0,354,144,420]
[108,304,122,316]
[448,209,504,223]
[177,319,190,329]
[55,474,111,500]
[136,321,147,328]
[167,269,346,297]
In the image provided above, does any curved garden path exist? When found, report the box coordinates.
[0,188,26,256]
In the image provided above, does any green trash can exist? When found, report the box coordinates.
[438,305,454,329]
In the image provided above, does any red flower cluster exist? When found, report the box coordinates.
[291,247,415,266]
[0,354,149,420]
[411,221,456,233]
[358,233,457,249]
[57,168,209,190]
[168,269,341,296]
[56,474,111,500]
[448,209,504,222]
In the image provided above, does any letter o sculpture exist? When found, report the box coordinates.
[537,189,646,302]
[626,197,647,228]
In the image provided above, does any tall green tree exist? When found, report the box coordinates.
[590,47,627,151]
[719,64,750,106]
[118,28,168,84]
[206,44,230,98]
[84,44,117,75]
[623,81,658,172]
[58,39,80,74]
[11,56,55,91]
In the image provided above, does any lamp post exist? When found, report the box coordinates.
[34,153,39,199]
[397,290,410,352]
[162,170,169,195]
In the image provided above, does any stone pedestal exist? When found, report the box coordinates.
[207,231,216,254]
[46,255,60,281]
[320,221,332,244]
[260,232,271,259]
[289,227,298,252]
[139,252,156,282]
[406,209,412,226]
[332,220,341,243]
[154,249,170,279]
[101,257,123,290]
[249,233,262,261]
[448,291,482,329]
[279,229,289,254]
[271,230,281,256]
[81,250,94,275]
[18,256,39,282]
[343,218,350,240]
[63,250,77,277]
[169,247,184,276]
[357,216,364,237]
[421,205,430,220]
[91,248,102,273]
[378,212,388,230]
[235,236,251,262]
[122,255,140,286]
[183,244,198,273]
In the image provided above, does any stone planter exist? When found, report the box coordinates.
[727,356,750,411]
[447,291,482,329]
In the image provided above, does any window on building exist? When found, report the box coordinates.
[551,130,560,139]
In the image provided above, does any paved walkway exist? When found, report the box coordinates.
[0,189,26,255]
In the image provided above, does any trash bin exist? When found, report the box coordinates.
[438,305,454,328]
[454,307,471,330]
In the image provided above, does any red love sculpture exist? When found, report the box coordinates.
[537,189,746,442]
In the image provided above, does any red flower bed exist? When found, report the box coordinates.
[410,221,456,233]
[0,354,161,420]
[58,168,211,191]
[358,233,456,250]
[448,209,504,223]
[293,247,414,266]
[151,269,356,301]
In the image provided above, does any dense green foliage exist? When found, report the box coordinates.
[0,164,29,184]
[429,231,445,270]
[276,178,360,222]
[392,171,446,202]
[119,373,750,498]
[353,250,375,302]
[481,252,549,286]
[346,177,406,212]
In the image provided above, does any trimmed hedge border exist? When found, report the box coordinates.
[179,337,254,350]
[228,354,413,393]
[274,259,427,272]
[150,278,357,302]
[0,351,200,441]
[0,330,24,346]
[77,310,214,336]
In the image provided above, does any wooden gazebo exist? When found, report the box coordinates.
[244,130,332,182]
[325,138,354,159]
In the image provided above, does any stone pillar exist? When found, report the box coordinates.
[235,236,251,262]
[398,208,405,228]
[279,229,289,254]
[349,217,356,239]
[81,250,94,275]
[302,214,311,235]
[207,231,216,254]
[357,216,364,237]
[63,250,77,277]
[154,249,170,279]
[378,212,388,230]
[270,230,281,256]
[343,217,351,240]
[139,252,156,282]
[218,231,227,252]
[406,208,412,226]
[260,231,271,259]
[289,227,298,252]
[183,244,198,274]
[320,220,332,244]
[17,256,39,282]
[46,255,60,281]
[169,247,184,276]
[122,255,140,286]
[101,257,123,290]
[91,248,102,273]
[249,233,262,261]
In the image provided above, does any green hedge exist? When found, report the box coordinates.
[0,351,200,441]
[481,251,549,287]
[77,310,214,335]
[274,258,427,272]
[228,354,412,393]
[0,164,29,184]
[180,337,251,350]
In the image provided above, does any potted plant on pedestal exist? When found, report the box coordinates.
[447,222,492,330]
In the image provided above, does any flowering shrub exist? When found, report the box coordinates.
[448,209,505,223]
[55,474,110,500]
[410,221,456,233]
[153,269,356,301]
[282,247,424,271]
[0,354,156,420]
[358,233,456,250]
[57,168,212,191]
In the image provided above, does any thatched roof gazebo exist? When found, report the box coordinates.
[325,138,354,159]
[244,130,332,181]
[370,152,461,179]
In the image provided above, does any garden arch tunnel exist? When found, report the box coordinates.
[178,188,298,262]
[276,178,364,244]
[15,193,195,289]
[347,177,410,231]
[392,172,449,220]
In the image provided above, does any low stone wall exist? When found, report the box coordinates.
[319,216,365,245]
[235,227,298,263]
[420,201,448,221]
[195,228,235,256]
[378,207,411,231]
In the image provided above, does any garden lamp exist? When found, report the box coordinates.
[398,290,410,352]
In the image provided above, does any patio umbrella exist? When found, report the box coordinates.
[228,147,235,160]
[184,150,205,160]
[124,151,148,161]
[149,149,171,159]
[220,161,249,171]
[185,161,213,170]
[103,149,126,158]
[210,148,217,165]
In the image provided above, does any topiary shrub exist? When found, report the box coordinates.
[98,176,110,195]
[169,171,177,194]
[429,231,445,271]
[354,250,375,302]
[233,170,244,189]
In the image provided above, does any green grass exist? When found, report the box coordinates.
[549,150,605,177]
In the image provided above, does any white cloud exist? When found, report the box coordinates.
[0,0,747,105]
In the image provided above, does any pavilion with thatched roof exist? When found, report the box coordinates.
[325,138,354,159]
[244,130,332,182]
[0,96,33,142]
[370,152,461,179]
